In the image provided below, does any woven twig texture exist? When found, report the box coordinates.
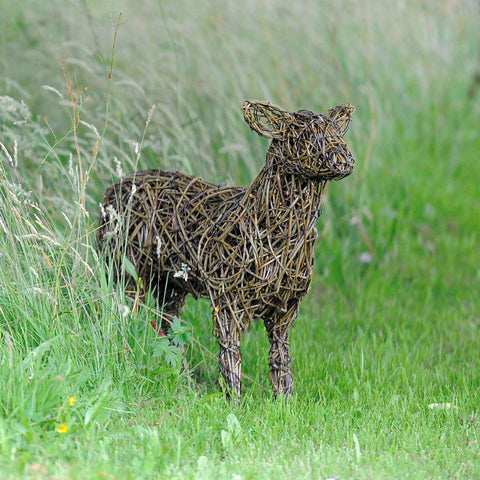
[97,100,355,401]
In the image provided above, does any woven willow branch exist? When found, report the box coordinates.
[97,100,355,401]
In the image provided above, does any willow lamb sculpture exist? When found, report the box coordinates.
[97,100,355,401]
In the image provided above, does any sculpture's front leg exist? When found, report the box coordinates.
[265,322,293,397]
[214,307,242,402]
[264,301,301,397]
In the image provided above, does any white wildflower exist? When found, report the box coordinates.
[155,235,162,258]
[106,204,119,221]
[99,202,106,219]
[174,263,191,282]
[105,204,122,236]
[113,157,123,177]
[119,304,131,318]
[129,183,137,201]
[133,142,139,155]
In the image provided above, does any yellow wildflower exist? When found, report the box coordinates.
[69,396,77,406]
[57,424,69,434]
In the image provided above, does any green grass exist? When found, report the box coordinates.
[1,0,480,478]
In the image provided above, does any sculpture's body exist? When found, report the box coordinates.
[97,101,355,400]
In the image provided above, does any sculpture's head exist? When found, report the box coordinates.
[243,100,355,181]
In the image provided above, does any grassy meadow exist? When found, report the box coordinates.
[1,0,480,478]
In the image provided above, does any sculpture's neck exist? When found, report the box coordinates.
[246,151,326,226]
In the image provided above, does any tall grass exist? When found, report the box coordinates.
[1,0,480,478]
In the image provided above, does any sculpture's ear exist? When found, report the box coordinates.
[327,103,355,136]
[243,100,294,139]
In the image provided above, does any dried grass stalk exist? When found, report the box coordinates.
[97,100,355,401]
